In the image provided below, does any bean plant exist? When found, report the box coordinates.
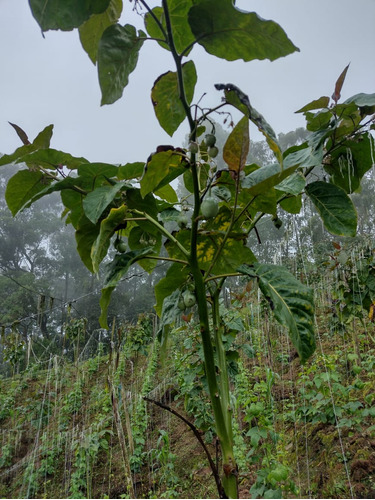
[1,0,374,497]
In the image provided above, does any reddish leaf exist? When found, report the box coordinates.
[331,64,350,103]
[8,122,30,145]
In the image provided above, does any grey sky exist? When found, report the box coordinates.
[1,1,374,165]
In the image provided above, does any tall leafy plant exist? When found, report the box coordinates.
[1,1,374,497]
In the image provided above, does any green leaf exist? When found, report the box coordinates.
[141,150,186,198]
[79,0,122,64]
[104,248,153,288]
[154,263,189,316]
[16,149,87,170]
[99,287,115,329]
[144,1,195,55]
[305,181,357,237]
[91,205,127,272]
[0,125,54,167]
[242,163,298,196]
[157,289,183,342]
[75,215,101,272]
[126,188,159,218]
[344,92,375,108]
[279,194,302,214]
[188,0,299,62]
[295,96,330,114]
[283,143,324,170]
[118,162,144,180]
[324,135,375,193]
[98,24,145,105]
[155,184,178,203]
[5,170,51,216]
[151,60,197,136]
[238,263,316,363]
[223,116,249,174]
[78,162,118,179]
[215,83,282,163]
[29,0,111,32]
[83,182,126,224]
[276,171,306,196]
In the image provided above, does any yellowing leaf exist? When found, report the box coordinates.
[223,116,249,175]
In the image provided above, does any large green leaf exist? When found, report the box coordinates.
[295,96,330,114]
[91,205,127,272]
[144,1,195,55]
[98,24,145,105]
[15,149,87,170]
[215,83,282,164]
[151,60,197,136]
[188,0,298,62]
[323,135,375,193]
[0,125,54,167]
[238,263,316,363]
[79,0,122,64]
[5,170,51,216]
[157,289,183,341]
[223,116,249,174]
[305,181,357,237]
[83,182,126,224]
[29,0,111,32]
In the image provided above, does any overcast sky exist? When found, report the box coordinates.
[1,1,374,165]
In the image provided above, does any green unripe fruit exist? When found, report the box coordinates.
[114,238,127,253]
[201,197,219,219]
[183,291,196,308]
[188,141,199,154]
[178,297,186,311]
[208,146,219,158]
[205,133,216,147]
[177,213,189,228]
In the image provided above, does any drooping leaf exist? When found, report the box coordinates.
[144,1,195,55]
[151,60,197,136]
[98,24,145,105]
[105,248,154,288]
[331,63,350,103]
[188,0,299,62]
[0,125,54,167]
[99,286,115,329]
[5,170,51,216]
[75,215,101,272]
[305,181,357,237]
[157,289,183,344]
[83,182,126,224]
[215,83,282,164]
[223,116,249,174]
[126,188,159,219]
[79,0,123,64]
[29,0,111,32]
[295,96,330,114]
[154,263,189,316]
[91,205,128,272]
[238,263,316,363]
[78,162,118,180]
